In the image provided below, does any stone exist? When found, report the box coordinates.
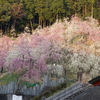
[81,72,92,84]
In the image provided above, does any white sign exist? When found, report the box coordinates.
[12,94,22,100]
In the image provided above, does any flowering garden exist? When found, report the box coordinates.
[0,16,100,83]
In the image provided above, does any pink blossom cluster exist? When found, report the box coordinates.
[0,33,63,82]
[65,16,100,42]
[0,15,100,82]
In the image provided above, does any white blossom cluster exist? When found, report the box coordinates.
[69,51,100,78]
[47,64,63,76]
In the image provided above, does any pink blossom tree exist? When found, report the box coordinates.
[0,36,12,73]
[5,41,46,83]
[6,35,48,82]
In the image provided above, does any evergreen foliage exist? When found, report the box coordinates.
[0,0,100,35]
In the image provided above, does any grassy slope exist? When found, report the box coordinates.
[0,73,20,85]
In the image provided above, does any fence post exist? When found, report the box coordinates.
[44,75,50,86]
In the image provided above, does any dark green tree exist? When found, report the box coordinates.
[11,3,25,30]
[50,0,66,21]
[23,0,36,33]
[34,0,48,27]
[0,2,11,35]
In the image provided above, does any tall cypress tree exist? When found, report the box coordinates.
[0,1,11,35]
[23,0,35,33]
[50,0,66,21]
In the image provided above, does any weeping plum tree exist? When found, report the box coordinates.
[5,33,62,82]
[6,36,47,82]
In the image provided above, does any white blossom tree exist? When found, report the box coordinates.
[69,51,100,79]
[47,64,63,78]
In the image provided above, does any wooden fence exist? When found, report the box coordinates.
[0,75,65,96]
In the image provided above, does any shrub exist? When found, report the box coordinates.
[54,86,62,91]
[56,84,62,90]
[60,83,67,88]
[39,91,52,98]
[50,87,58,93]
[31,82,68,100]
[50,83,67,93]
[30,96,40,100]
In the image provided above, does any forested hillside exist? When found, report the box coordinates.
[0,0,100,36]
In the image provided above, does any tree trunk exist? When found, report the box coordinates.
[56,14,59,22]
[43,20,46,28]
[85,3,87,16]
[91,3,94,17]
[7,21,10,36]
[39,16,41,25]
[0,24,3,36]
[64,68,67,76]
[82,4,84,17]
[11,18,16,35]
[30,20,34,34]
[1,67,3,73]
[4,25,7,35]
[13,19,16,30]
[77,71,84,81]
[39,16,42,27]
